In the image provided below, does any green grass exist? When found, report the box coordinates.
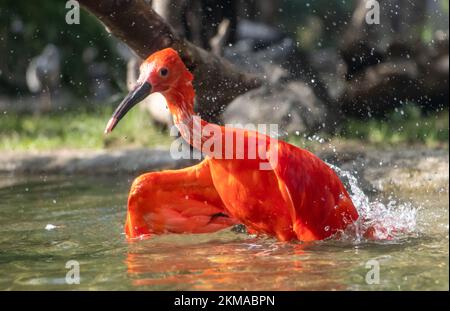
[0,104,448,151]
[0,106,170,151]
[340,106,449,148]
[285,106,448,150]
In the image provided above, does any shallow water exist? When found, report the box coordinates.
[0,174,448,290]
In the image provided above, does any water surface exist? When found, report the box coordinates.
[0,174,448,290]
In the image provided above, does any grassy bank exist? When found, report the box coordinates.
[0,104,448,151]
[0,106,170,150]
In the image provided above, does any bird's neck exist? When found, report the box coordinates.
[164,80,217,152]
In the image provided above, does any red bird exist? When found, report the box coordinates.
[105,48,359,241]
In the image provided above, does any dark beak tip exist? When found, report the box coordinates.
[105,82,152,134]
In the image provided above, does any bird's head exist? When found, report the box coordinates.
[105,48,193,134]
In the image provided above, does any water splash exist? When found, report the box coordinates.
[330,164,418,243]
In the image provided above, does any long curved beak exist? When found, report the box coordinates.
[104,82,152,134]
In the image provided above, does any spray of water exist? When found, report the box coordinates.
[330,164,418,243]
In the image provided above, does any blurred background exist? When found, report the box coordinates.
[0,0,448,152]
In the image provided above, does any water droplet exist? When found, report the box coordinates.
[45,224,57,231]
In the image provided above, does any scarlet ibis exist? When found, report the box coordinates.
[105,48,359,241]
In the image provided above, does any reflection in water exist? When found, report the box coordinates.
[0,174,448,290]
[125,237,349,290]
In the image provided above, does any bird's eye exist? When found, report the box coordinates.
[159,68,169,77]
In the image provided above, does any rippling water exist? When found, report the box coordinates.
[0,173,448,290]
